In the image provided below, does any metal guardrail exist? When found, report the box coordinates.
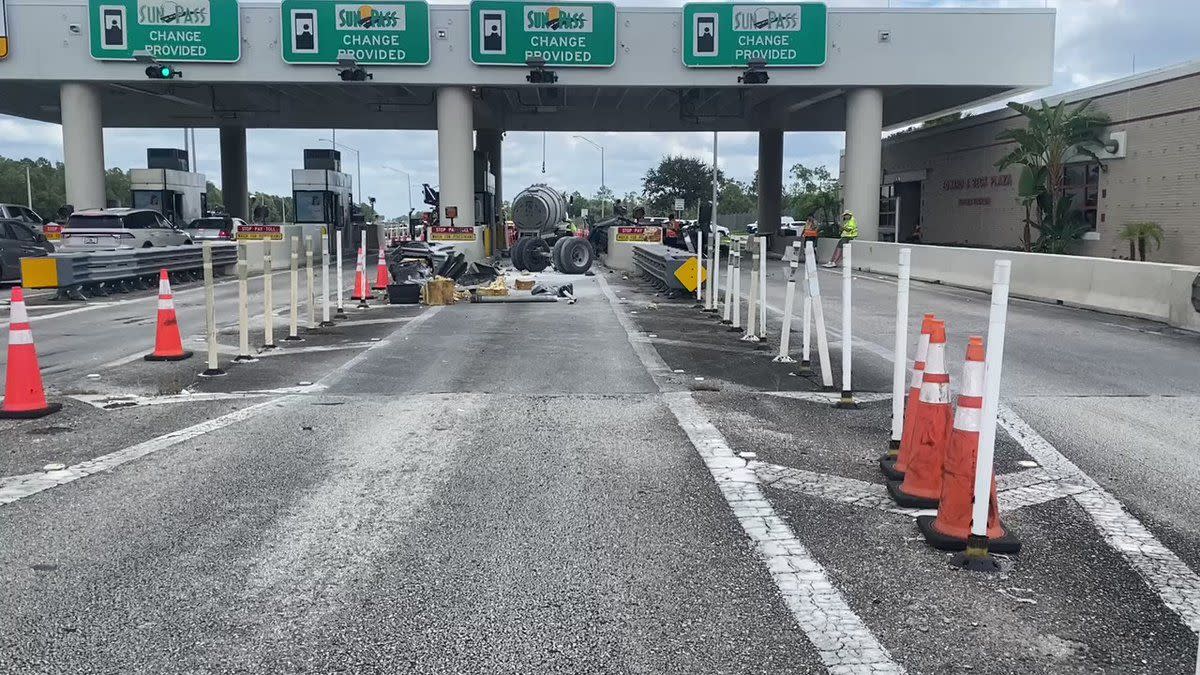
[20,243,238,300]
[632,244,694,293]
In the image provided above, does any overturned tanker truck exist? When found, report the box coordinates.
[509,184,595,275]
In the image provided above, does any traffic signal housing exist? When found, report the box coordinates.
[146,64,183,79]
[338,67,373,81]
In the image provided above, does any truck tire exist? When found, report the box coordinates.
[551,237,570,271]
[510,237,530,271]
[558,237,594,275]
[525,238,552,272]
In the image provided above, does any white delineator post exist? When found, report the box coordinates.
[694,229,703,306]
[285,236,303,341]
[773,242,802,363]
[757,234,767,340]
[320,234,333,326]
[890,248,912,449]
[262,247,276,349]
[804,240,835,390]
[335,232,346,318]
[743,239,760,342]
[721,242,735,324]
[835,243,857,408]
[305,235,316,330]
[800,254,813,373]
[729,242,742,332]
[970,260,1012,548]
[706,130,719,311]
[200,243,225,377]
[234,242,255,362]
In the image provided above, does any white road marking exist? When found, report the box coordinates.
[598,275,904,674]
[0,397,281,506]
[70,384,326,409]
[763,390,892,404]
[999,406,1200,633]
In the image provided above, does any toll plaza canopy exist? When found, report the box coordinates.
[0,2,1054,132]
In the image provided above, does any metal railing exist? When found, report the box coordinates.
[21,243,238,300]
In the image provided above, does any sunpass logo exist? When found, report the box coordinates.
[336,3,405,30]
[524,5,592,32]
[732,5,801,31]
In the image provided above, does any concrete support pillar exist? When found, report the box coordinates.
[844,87,884,242]
[219,126,249,220]
[437,86,478,260]
[476,128,504,255]
[756,128,784,235]
[60,83,106,210]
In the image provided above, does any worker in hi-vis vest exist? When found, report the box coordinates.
[825,209,857,268]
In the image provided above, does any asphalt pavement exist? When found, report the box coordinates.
[0,252,1198,673]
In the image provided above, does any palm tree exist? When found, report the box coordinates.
[1117,222,1164,261]
[995,99,1109,252]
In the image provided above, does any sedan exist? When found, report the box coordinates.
[0,219,54,281]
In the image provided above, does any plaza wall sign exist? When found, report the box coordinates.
[470,1,617,67]
[89,0,241,61]
[280,0,430,65]
[681,2,827,68]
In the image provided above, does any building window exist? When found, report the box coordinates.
[879,183,897,241]
[1063,161,1100,231]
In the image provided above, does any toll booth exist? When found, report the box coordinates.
[473,150,496,256]
[291,149,353,253]
[129,148,207,227]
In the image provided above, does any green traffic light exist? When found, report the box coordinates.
[160,66,172,78]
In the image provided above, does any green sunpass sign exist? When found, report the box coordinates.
[470,1,616,67]
[681,2,826,68]
[89,0,241,62]
[281,0,430,65]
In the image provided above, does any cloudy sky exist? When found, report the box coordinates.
[2,0,1197,217]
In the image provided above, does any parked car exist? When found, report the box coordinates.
[59,208,193,250]
[186,216,246,241]
[746,216,799,236]
[0,203,47,234]
[0,219,53,281]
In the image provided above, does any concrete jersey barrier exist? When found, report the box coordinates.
[838,240,1200,333]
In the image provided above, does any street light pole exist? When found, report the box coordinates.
[574,135,606,217]
[384,166,414,215]
[318,137,362,206]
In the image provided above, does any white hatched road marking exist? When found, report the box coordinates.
[598,275,904,674]
[70,384,327,409]
[999,406,1200,633]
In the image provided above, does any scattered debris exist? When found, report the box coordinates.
[42,462,66,472]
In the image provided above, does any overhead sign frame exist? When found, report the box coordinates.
[681,2,827,68]
[88,0,242,62]
[469,0,617,68]
[280,0,431,66]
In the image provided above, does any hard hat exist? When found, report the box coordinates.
[842,210,852,216]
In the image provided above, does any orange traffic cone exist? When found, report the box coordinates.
[372,245,389,290]
[144,269,193,361]
[881,313,937,479]
[1,288,62,418]
[917,336,1021,553]
[888,319,952,508]
[351,246,370,307]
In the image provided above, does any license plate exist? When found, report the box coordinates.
[86,237,98,244]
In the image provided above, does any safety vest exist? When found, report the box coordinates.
[841,216,858,240]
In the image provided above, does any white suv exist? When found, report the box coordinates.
[60,208,193,250]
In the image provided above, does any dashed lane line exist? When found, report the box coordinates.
[999,406,1200,633]
[598,275,904,675]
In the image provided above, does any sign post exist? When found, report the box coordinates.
[470,1,616,67]
[681,2,827,68]
[280,0,430,65]
[89,0,241,61]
